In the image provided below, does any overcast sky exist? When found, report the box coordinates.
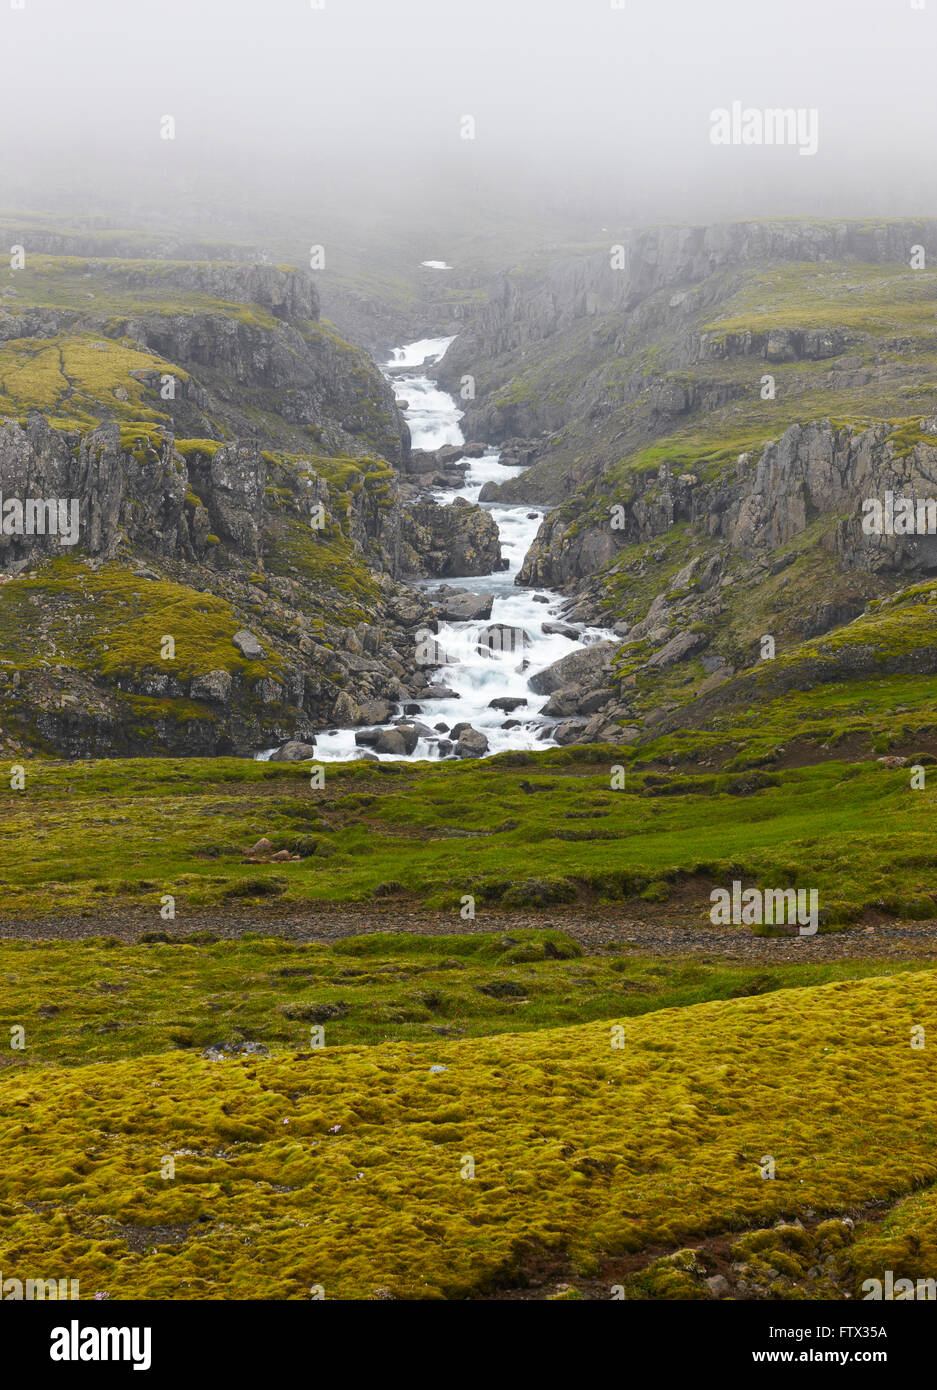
[2,0,935,229]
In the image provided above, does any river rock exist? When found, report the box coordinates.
[268,740,318,762]
[394,717,434,738]
[419,683,460,699]
[541,621,580,640]
[454,725,489,758]
[488,696,528,712]
[374,725,420,755]
[527,640,618,696]
[553,719,589,745]
[433,590,494,622]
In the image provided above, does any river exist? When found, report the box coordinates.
[269,334,614,762]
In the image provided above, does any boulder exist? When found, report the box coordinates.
[454,726,489,758]
[553,719,590,745]
[268,740,318,762]
[375,724,420,755]
[356,698,395,724]
[433,590,494,622]
[541,621,580,640]
[233,629,265,660]
[399,497,502,577]
[488,696,528,713]
[528,640,618,696]
[643,629,708,669]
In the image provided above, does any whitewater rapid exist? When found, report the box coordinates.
[268,335,614,762]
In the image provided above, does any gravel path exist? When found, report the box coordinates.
[3,904,937,961]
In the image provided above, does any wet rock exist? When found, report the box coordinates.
[356,698,395,724]
[541,621,579,640]
[374,724,420,755]
[528,640,618,696]
[268,740,318,761]
[432,589,494,622]
[489,696,528,713]
[453,725,489,758]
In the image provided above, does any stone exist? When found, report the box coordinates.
[374,725,420,755]
[541,621,580,640]
[454,726,489,758]
[356,699,395,724]
[643,629,707,669]
[528,641,618,696]
[233,629,265,660]
[433,590,494,622]
[189,669,233,703]
[488,696,528,713]
[268,740,318,761]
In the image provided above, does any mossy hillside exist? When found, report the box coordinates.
[702,260,937,338]
[598,518,886,716]
[2,931,919,1068]
[3,749,937,922]
[1,971,936,1298]
[659,579,937,731]
[259,449,394,620]
[3,256,281,329]
[0,334,187,432]
[0,557,281,685]
[637,670,937,770]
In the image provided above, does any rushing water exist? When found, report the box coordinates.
[265,335,614,762]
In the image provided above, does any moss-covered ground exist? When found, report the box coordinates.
[2,967,936,1298]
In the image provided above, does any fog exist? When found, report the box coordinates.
[2,0,936,237]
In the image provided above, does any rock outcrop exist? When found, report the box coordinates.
[398,497,503,577]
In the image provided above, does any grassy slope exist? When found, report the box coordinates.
[2,968,935,1299]
[2,930,921,1064]
[1,744,936,923]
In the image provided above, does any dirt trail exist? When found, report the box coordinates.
[3,902,937,961]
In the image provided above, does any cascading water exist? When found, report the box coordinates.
[263,335,615,762]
